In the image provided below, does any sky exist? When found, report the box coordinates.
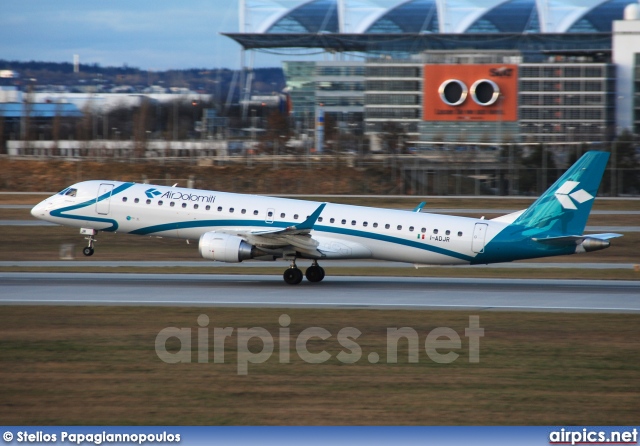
[0,1,299,70]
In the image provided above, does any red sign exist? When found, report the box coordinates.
[423,64,518,122]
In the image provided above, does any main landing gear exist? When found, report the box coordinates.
[81,228,97,257]
[283,260,325,285]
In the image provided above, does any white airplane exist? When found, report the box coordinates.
[31,151,621,284]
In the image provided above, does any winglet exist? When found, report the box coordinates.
[413,201,426,213]
[290,203,326,231]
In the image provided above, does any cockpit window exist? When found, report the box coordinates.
[58,188,69,195]
[64,188,77,197]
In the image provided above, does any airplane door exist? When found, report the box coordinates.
[472,223,488,253]
[265,208,275,224]
[96,183,114,215]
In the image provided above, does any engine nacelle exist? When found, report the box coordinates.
[198,232,255,263]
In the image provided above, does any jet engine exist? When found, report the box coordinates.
[199,232,257,263]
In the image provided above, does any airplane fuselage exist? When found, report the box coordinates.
[32,180,514,266]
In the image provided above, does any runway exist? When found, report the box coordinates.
[1,272,638,313]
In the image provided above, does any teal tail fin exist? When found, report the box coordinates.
[513,151,609,237]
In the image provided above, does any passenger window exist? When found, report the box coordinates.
[294,214,299,220]
[280,213,286,218]
[194,204,199,210]
[122,197,127,202]
[363,222,368,227]
[433,229,439,234]
[445,230,450,235]
[170,202,175,207]
[385,224,390,229]
[351,220,356,226]
[217,206,223,212]
[318,217,323,222]
[146,199,151,204]
[134,198,139,203]
[268,211,273,217]
[330,218,335,223]
[373,223,378,228]
[182,203,187,208]
[409,226,414,232]
[241,209,246,214]
[421,228,426,233]
[206,205,210,211]
[397,225,402,230]
[229,208,234,213]
[253,210,259,215]
[458,231,463,237]
[158,201,163,206]
[341,219,346,225]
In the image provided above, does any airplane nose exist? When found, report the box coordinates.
[31,201,46,218]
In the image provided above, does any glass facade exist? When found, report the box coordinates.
[466,0,539,33]
[264,0,636,35]
[267,0,338,34]
[366,0,439,34]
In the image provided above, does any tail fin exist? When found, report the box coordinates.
[513,151,609,236]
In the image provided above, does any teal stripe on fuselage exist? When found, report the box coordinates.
[49,182,135,232]
[128,218,474,262]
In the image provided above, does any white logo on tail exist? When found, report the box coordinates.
[554,181,593,210]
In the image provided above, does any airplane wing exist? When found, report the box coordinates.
[246,203,326,236]
[218,203,327,257]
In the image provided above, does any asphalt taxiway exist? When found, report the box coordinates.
[1,273,638,313]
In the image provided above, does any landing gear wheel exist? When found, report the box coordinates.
[82,247,95,257]
[305,265,325,283]
[283,267,303,285]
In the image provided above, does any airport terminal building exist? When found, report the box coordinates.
[225,0,640,149]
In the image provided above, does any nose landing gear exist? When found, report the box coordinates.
[80,228,97,257]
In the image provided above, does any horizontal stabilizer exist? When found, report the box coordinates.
[533,233,623,245]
